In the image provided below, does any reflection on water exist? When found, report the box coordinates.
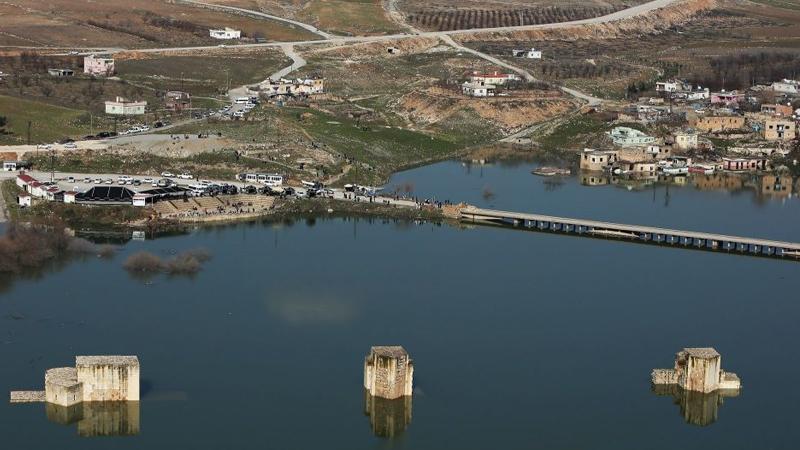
[45,402,140,437]
[581,171,798,199]
[652,385,739,427]
[364,390,412,438]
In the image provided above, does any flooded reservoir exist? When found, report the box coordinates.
[1,160,799,449]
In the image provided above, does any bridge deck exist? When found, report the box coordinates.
[461,207,800,253]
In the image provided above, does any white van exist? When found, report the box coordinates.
[235,97,250,104]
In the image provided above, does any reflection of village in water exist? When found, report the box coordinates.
[652,385,739,427]
[45,401,140,437]
[364,390,413,438]
[580,172,798,201]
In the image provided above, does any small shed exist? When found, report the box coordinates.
[64,191,78,204]
[132,193,152,207]
[18,193,31,207]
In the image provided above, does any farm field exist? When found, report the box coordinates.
[398,0,650,31]
[116,50,289,98]
[0,0,317,49]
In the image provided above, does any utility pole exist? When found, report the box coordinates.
[26,120,31,145]
[50,150,55,183]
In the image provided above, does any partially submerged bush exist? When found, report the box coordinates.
[123,252,164,273]
[123,248,212,277]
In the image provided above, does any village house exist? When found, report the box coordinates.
[614,160,658,176]
[771,79,799,95]
[722,157,769,172]
[580,149,618,171]
[47,68,74,77]
[105,96,146,115]
[512,48,542,59]
[209,27,241,39]
[469,71,520,86]
[262,77,324,97]
[462,81,495,97]
[673,132,699,150]
[710,90,744,106]
[3,160,29,171]
[762,118,796,141]
[656,80,688,93]
[608,127,656,147]
[165,91,192,112]
[83,55,115,76]
[760,104,793,117]
[692,115,746,133]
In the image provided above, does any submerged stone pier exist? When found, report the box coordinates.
[651,348,740,393]
[10,355,140,406]
[363,346,414,400]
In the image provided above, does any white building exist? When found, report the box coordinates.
[462,81,495,97]
[209,28,241,39]
[105,97,146,116]
[512,48,542,59]
[469,71,520,86]
[83,55,115,76]
[772,79,799,95]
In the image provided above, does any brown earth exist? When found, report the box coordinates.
[392,86,574,133]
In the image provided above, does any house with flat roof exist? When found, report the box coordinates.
[462,81,495,97]
[83,55,115,76]
[105,97,146,115]
[608,127,656,147]
[209,27,241,39]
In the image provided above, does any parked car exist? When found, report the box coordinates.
[104,178,113,184]
[83,177,92,183]
[142,178,154,184]
[157,179,172,187]
[63,142,77,149]
[67,176,75,183]
[94,178,103,184]
[140,126,150,132]
[161,171,175,178]
[37,144,52,150]
[178,173,193,180]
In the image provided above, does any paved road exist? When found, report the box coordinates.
[270,44,307,80]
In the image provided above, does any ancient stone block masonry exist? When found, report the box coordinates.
[651,348,741,393]
[363,346,414,438]
[364,346,414,400]
[10,356,140,405]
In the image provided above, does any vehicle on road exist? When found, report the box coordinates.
[83,177,91,183]
[161,171,175,178]
[104,178,113,184]
[157,179,172,187]
[178,173,194,180]
[142,178,154,184]
[63,142,77,149]
[235,97,249,104]
[94,178,103,184]
[37,144,52,150]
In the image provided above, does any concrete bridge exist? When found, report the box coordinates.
[461,207,800,260]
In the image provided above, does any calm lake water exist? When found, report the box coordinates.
[1,160,799,449]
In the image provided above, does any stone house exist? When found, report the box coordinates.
[651,348,740,394]
[47,68,74,77]
[762,118,796,141]
[580,149,618,171]
[468,71,520,86]
[692,116,746,133]
[673,132,699,150]
[209,27,241,39]
[165,91,192,112]
[364,346,413,400]
[760,104,793,117]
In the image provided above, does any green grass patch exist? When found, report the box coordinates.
[0,95,95,144]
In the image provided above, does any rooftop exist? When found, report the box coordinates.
[45,367,79,387]
[76,356,139,367]
[682,348,720,359]
[370,346,408,358]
